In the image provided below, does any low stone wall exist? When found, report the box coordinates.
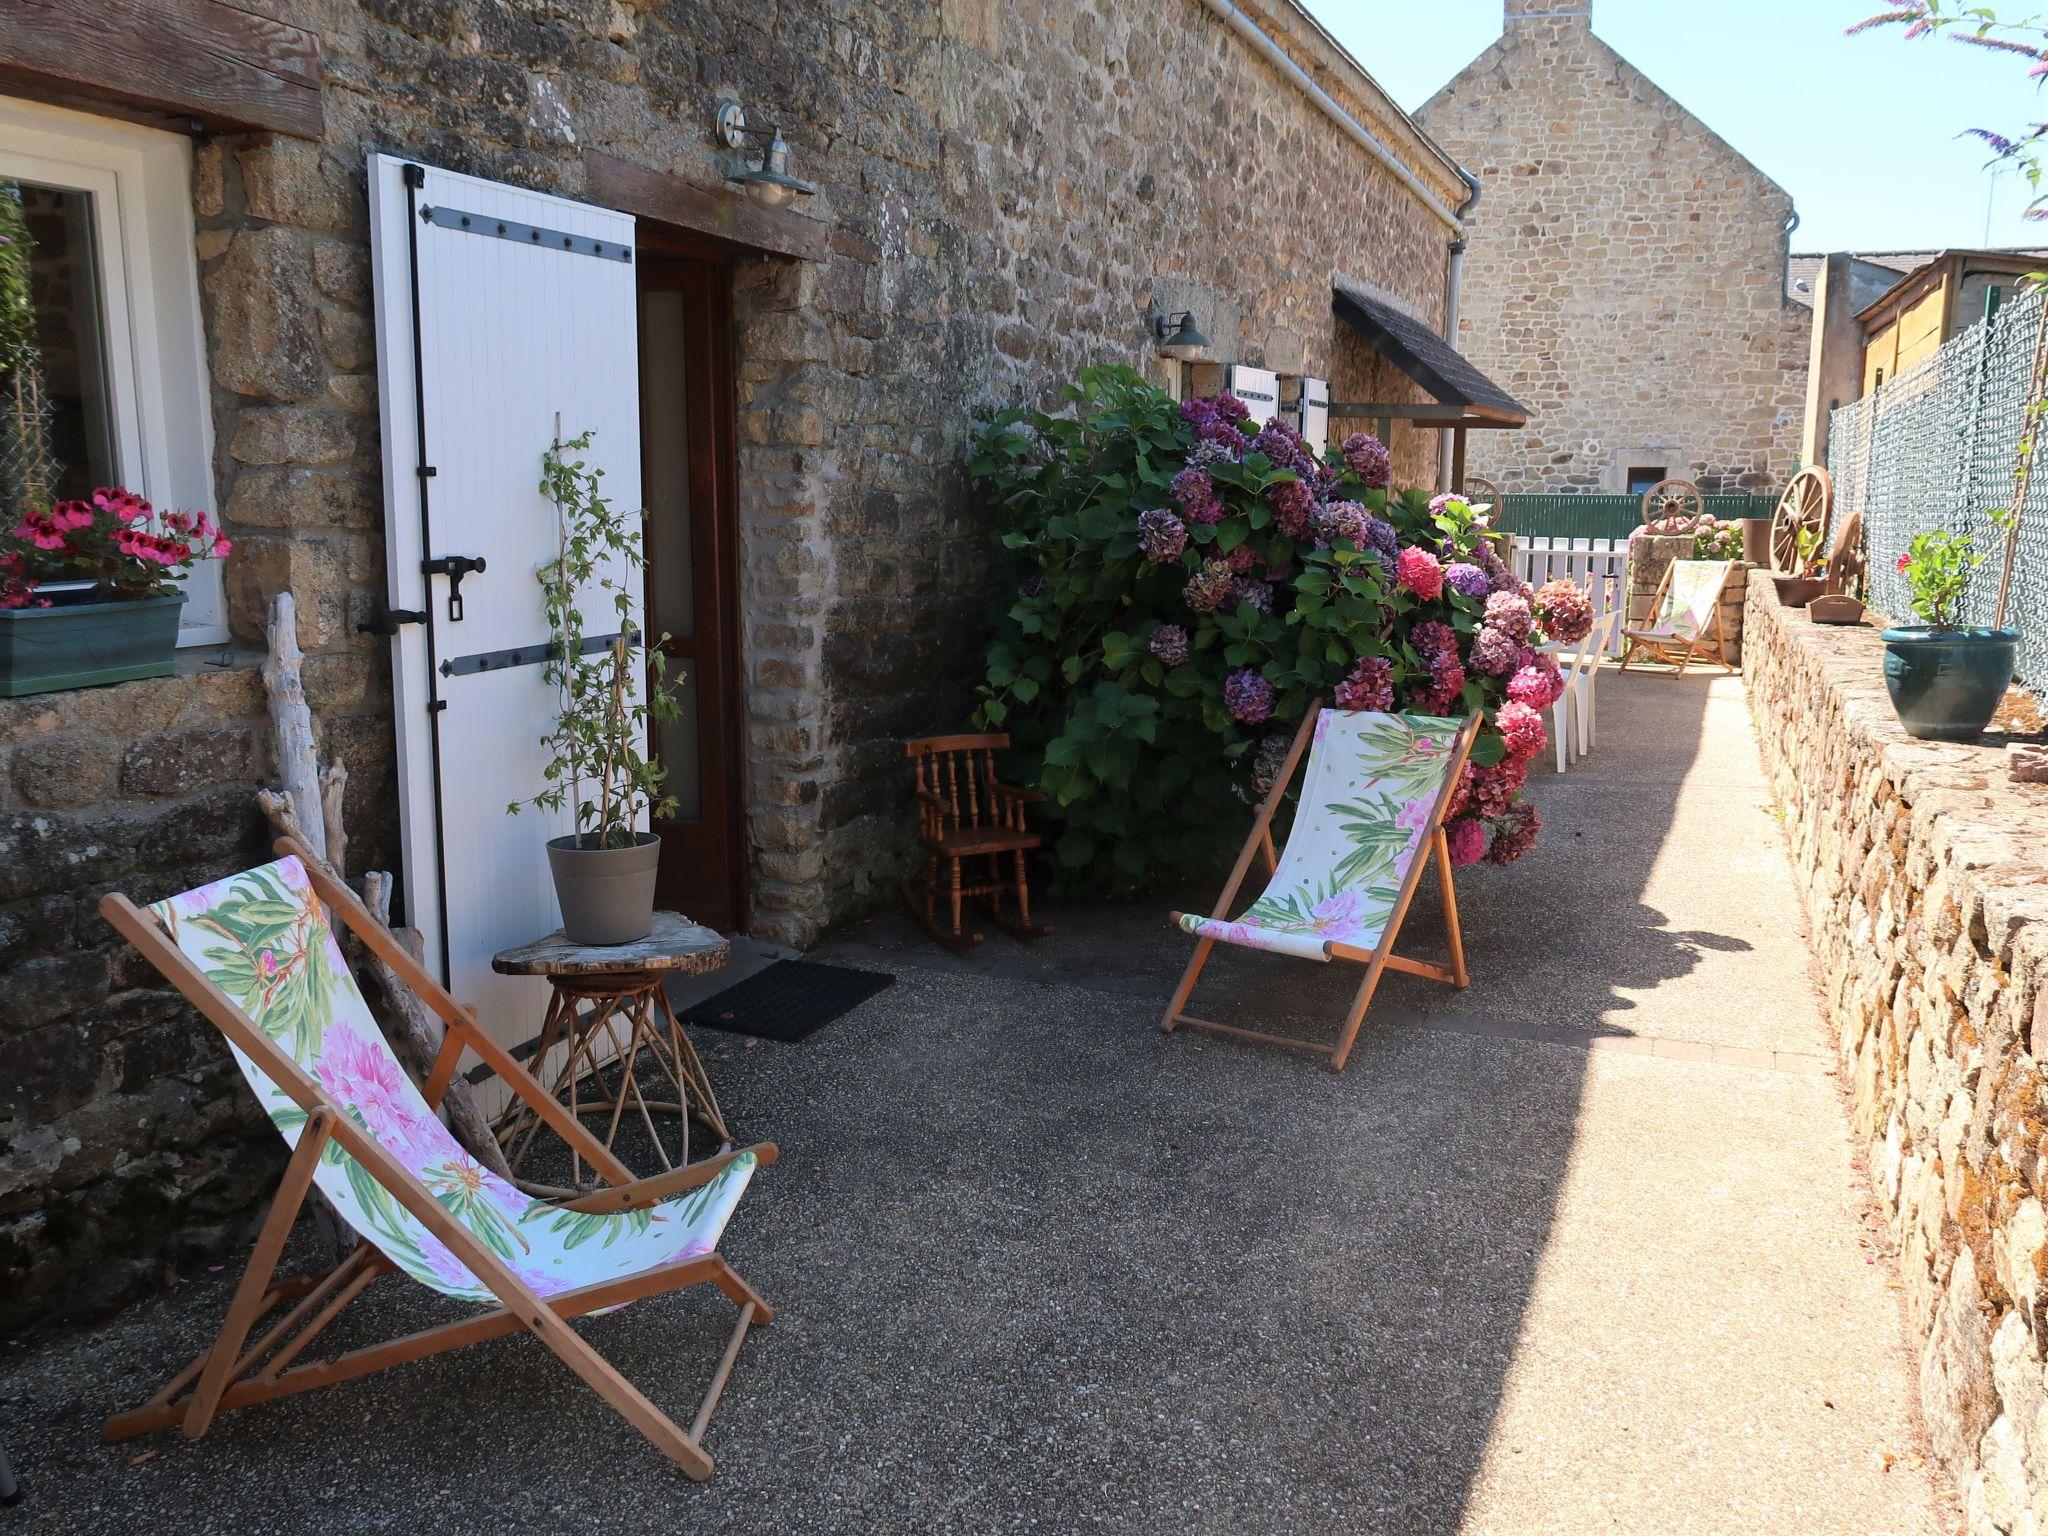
[1745,571,2048,1532]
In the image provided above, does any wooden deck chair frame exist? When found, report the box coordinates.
[1618,560,1735,675]
[98,838,778,1481]
[1161,705,1482,1073]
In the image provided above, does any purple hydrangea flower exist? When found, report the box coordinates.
[1195,420,1249,457]
[1184,559,1233,613]
[1340,432,1391,489]
[1266,477,1315,539]
[1252,732,1293,796]
[1137,507,1187,564]
[1363,516,1399,563]
[1314,500,1370,547]
[1334,655,1394,711]
[1226,576,1273,613]
[1443,561,1490,600]
[1188,436,1239,470]
[1170,466,1223,525]
[1469,624,1522,677]
[1427,492,1468,518]
[1150,623,1190,666]
[1224,667,1276,724]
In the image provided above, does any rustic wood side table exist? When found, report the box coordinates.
[490,913,732,1195]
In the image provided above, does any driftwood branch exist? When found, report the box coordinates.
[263,593,325,863]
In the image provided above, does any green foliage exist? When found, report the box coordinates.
[1900,528,1984,627]
[508,431,682,849]
[970,366,1509,895]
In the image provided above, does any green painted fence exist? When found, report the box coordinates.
[1492,493,1779,542]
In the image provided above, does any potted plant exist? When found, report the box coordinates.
[508,433,683,944]
[1771,523,1826,609]
[1882,530,2020,740]
[0,487,230,697]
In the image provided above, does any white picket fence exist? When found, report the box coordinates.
[1512,536,1630,657]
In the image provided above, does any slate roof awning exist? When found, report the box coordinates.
[1332,283,1529,428]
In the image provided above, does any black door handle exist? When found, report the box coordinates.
[421,554,487,622]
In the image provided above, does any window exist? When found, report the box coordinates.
[0,98,223,644]
[1625,465,1667,495]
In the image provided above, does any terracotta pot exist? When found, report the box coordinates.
[1772,574,1824,608]
[1807,594,1865,626]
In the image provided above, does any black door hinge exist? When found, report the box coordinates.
[421,554,487,622]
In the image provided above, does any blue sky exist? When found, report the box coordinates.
[1308,0,2048,253]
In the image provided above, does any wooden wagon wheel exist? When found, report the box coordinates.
[1824,507,1864,595]
[1638,478,1704,525]
[1460,475,1506,528]
[1768,466,1831,575]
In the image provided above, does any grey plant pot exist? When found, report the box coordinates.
[546,831,661,945]
[0,591,186,697]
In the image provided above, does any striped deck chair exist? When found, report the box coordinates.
[1162,705,1481,1072]
[1619,558,1735,674]
[99,841,777,1480]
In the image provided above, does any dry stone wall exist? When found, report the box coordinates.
[1417,1,1808,494]
[1746,575,2048,1533]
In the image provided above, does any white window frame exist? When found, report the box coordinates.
[0,97,225,645]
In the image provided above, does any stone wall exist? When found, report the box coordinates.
[0,0,1469,1327]
[1746,574,2048,1534]
[1417,0,1808,495]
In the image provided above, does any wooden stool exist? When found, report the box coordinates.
[901,732,1053,951]
[491,914,732,1196]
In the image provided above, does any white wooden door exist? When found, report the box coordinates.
[367,155,643,1095]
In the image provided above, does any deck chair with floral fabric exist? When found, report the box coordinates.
[98,841,777,1481]
[1163,705,1481,1072]
[1619,558,1735,674]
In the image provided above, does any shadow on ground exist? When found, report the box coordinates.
[0,672,1896,1535]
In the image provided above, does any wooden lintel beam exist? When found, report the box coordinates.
[583,150,829,264]
[0,0,323,139]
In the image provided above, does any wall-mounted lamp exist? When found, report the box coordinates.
[716,102,816,211]
[1153,309,1212,363]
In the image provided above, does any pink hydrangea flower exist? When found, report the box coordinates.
[1486,801,1542,865]
[1396,547,1444,600]
[1496,700,1547,761]
[1334,655,1393,711]
[1446,817,1489,867]
[1507,657,1566,711]
[1533,578,1593,645]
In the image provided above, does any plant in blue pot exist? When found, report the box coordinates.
[1882,530,2020,741]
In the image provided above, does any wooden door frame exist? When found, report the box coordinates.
[636,235,749,932]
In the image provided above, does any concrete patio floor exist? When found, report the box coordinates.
[0,669,1952,1533]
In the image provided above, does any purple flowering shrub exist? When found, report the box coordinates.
[972,366,1560,891]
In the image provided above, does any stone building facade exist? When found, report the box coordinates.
[0,0,1477,1325]
[1417,0,1807,495]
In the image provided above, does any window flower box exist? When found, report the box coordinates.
[0,588,186,696]
[0,486,228,698]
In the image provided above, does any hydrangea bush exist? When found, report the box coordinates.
[970,367,1586,892]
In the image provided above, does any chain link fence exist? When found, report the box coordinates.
[1830,285,2047,696]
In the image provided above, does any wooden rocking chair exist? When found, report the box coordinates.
[99,839,778,1480]
[1163,705,1481,1073]
[902,732,1052,951]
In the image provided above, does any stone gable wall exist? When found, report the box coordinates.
[1417,10,1808,495]
[1,0,1465,1327]
[1746,576,2048,1533]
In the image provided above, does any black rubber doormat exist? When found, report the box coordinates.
[678,960,895,1044]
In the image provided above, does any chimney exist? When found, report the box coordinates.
[1505,0,1591,29]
